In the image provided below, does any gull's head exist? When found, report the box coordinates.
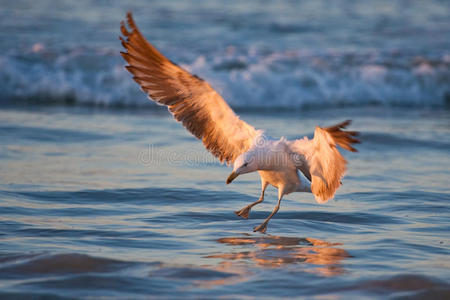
[226,151,258,184]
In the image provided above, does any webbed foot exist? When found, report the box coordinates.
[253,222,268,233]
[235,206,251,219]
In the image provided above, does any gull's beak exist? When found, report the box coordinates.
[226,171,239,184]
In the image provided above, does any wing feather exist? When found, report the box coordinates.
[120,13,258,163]
[288,120,360,203]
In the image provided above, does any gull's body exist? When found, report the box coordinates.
[120,13,359,233]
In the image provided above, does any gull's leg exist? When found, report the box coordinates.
[235,181,268,219]
[253,189,284,233]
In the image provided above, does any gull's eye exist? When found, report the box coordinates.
[243,162,248,167]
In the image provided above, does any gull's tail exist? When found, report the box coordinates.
[310,120,360,203]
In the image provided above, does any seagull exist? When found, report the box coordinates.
[120,13,360,233]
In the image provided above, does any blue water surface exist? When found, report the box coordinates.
[0,106,449,299]
[0,1,450,299]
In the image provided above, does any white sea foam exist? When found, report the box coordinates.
[1,46,448,108]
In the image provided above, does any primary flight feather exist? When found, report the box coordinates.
[120,13,360,233]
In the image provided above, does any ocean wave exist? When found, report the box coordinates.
[1,45,449,108]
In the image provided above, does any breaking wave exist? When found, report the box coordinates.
[1,45,449,108]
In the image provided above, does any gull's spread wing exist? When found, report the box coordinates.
[289,120,359,203]
[120,13,257,164]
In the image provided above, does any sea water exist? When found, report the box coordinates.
[0,1,449,299]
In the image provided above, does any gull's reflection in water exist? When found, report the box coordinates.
[206,235,351,277]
